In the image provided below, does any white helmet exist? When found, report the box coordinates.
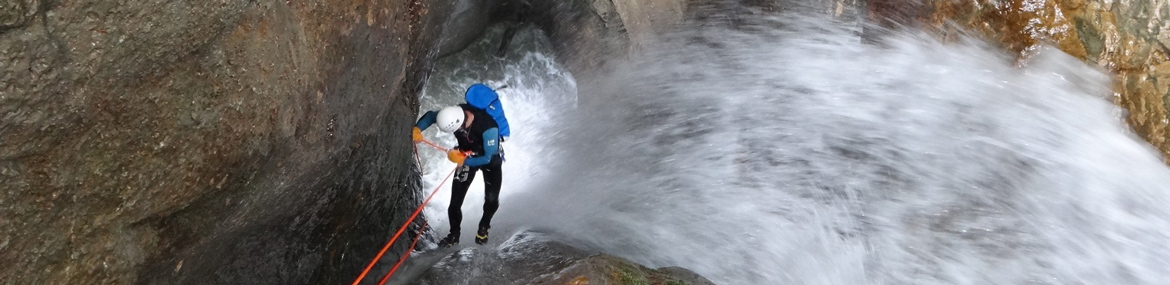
[436,106,465,132]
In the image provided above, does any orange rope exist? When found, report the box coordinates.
[419,139,447,152]
[351,140,455,285]
[377,147,431,284]
[377,220,428,285]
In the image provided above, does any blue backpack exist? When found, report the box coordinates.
[464,83,511,140]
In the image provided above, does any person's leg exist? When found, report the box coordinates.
[475,160,503,244]
[441,164,477,246]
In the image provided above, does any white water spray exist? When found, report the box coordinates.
[414,12,1170,285]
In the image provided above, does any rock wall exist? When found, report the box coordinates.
[490,0,687,79]
[436,0,496,58]
[0,0,451,283]
[867,0,1170,161]
[421,0,690,76]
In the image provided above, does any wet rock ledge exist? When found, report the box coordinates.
[411,231,715,285]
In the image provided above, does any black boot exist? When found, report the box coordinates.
[437,232,459,248]
[474,227,489,245]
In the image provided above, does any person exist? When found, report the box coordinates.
[412,103,503,247]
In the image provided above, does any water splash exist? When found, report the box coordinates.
[414,12,1170,285]
[492,15,1170,285]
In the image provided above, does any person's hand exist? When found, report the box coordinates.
[412,127,423,142]
[447,150,466,164]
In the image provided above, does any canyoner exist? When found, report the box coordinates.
[412,83,512,248]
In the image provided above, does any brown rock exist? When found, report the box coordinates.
[1,0,452,283]
[535,254,716,285]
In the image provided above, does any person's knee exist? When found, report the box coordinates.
[483,191,499,204]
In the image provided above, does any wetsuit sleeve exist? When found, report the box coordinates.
[463,127,499,167]
[415,110,438,131]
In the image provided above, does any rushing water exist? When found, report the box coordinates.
[409,8,1170,285]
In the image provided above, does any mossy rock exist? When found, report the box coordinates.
[534,254,714,285]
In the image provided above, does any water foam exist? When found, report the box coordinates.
[417,14,1170,285]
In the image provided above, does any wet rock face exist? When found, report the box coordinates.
[412,231,715,285]
[499,0,687,78]
[430,0,688,77]
[436,0,496,58]
[1,0,450,283]
[867,0,1170,161]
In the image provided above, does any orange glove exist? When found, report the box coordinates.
[411,127,423,142]
[447,149,467,164]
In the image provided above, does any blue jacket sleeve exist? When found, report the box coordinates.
[463,127,499,167]
[416,111,438,131]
